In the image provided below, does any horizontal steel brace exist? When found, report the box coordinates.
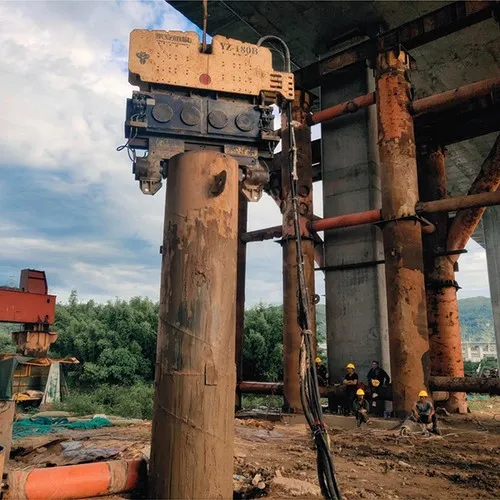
[315,259,385,273]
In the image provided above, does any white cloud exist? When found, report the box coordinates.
[0,0,290,305]
[457,239,490,299]
[0,0,490,311]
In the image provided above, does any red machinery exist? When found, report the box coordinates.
[0,270,57,356]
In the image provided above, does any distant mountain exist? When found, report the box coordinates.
[458,296,495,343]
[316,296,495,344]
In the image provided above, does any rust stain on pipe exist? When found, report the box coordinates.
[150,151,238,499]
[5,459,146,500]
[308,91,376,125]
[447,135,500,255]
[411,76,500,116]
[376,49,431,417]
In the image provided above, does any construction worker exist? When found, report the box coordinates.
[342,363,358,415]
[315,357,328,387]
[369,379,384,417]
[352,388,370,427]
[411,390,441,435]
[367,360,390,388]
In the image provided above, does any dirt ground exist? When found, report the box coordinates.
[9,398,500,499]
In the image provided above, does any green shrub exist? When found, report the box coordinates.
[55,382,153,419]
[241,395,283,410]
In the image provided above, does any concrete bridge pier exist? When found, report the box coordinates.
[321,62,390,394]
[483,206,500,372]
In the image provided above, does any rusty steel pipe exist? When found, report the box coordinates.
[416,189,500,213]
[150,151,238,499]
[246,188,500,247]
[235,194,248,411]
[310,209,381,232]
[5,459,146,500]
[430,376,500,395]
[376,49,431,417]
[241,224,282,243]
[308,92,376,125]
[419,145,467,413]
[239,381,283,395]
[447,135,500,255]
[411,76,500,116]
[281,91,316,413]
[239,377,500,398]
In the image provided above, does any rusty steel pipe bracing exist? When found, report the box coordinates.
[310,208,381,232]
[5,459,146,500]
[376,49,431,417]
[411,76,500,116]
[235,194,248,411]
[430,376,500,394]
[281,90,316,413]
[419,145,467,413]
[304,75,500,130]
[239,377,500,399]
[149,151,238,499]
[239,381,284,395]
[308,92,376,125]
[241,224,282,243]
[416,189,500,214]
[250,187,500,244]
[447,135,500,255]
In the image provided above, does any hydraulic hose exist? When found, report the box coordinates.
[258,36,342,500]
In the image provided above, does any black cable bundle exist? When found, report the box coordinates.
[257,34,342,500]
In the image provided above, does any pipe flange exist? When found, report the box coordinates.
[425,279,461,290]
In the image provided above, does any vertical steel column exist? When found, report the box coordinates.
[149,151,238,499]
[281,90,316,412]
[235,193,248,411]
[375,49,431,417]
[418,145,467,413]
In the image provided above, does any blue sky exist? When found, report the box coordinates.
[0,0,490,306]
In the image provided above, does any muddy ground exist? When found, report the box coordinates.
[9,398,500,499]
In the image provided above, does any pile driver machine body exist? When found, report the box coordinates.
[124,29,293,199]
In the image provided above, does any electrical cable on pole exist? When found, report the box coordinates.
[258,35,342,500]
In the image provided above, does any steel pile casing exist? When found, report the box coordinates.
[149,151,238,499]
[375,49,431,417]
[280,91,316,413]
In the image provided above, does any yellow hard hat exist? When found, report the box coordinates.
[315,357,322,363]
[346,363,355,369]
[418,390,428,398]
[356,389,365,396]
[371,379,380,387]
